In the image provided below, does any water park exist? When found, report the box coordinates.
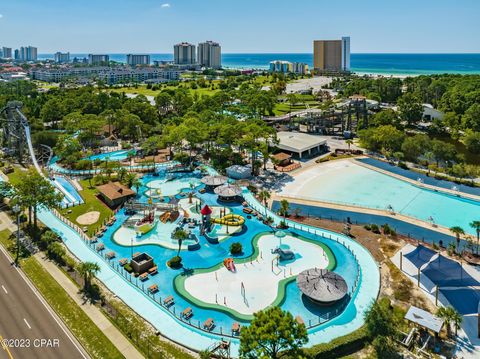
[2,70,480,359]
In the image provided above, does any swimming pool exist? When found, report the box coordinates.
[34,170,379,356]
[278,160,480,235]
[87,149,133,162]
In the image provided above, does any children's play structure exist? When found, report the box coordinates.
[211,214,245,227]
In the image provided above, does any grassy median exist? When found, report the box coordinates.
[0,229,124,359]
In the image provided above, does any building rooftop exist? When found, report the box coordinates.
[296,268,348,304]
[201,175,228,187]
[97,182,135,201]
[404,306,444,334]
[214,183,242,198]
[276,131,327,153]
[272,152,292,161]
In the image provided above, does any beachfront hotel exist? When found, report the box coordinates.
[88,54,110,65]
[54,52,70,63]
[313,36,350,72]
[126,54,151,66]
[197,41,222,69]
[269,60,309,74]
[14,46,38,62]
[174,42,196,65]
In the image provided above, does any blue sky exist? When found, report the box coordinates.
[1,0,479,53]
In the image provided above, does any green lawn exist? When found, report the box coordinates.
[0,229,124,359]
[109,81,221,98]
[59,179,113,236]
[106,298,195,359]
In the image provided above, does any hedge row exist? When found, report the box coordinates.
[303,326,369,358]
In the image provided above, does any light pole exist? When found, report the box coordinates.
[12,204,21,266]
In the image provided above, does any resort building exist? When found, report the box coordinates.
[1,47,12,59]
[126,54,151,66]
[197,41,222,69]
[174,42,196,65]
[88,54,110,65]
[313,36,350,73]
[54,52,70,63]
[15,46,38,62]
[275,131,327,159]
[269,60,308,74]
[30,66,181,84]
[96,182,135,208]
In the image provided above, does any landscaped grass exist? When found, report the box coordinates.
[106,298,195,359]
[59,179,113,236]
[0,229,124,359]
[108,81,221,98]
[5,166,27,186]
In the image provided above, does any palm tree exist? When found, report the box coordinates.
[173,229,189,258]
[437,306,462,337]
[345,139,353,150]
[470,220,480,255]
[279,199,290,227]
[449,226,465,254]
[258,189,271,217]
[77,261,101,292]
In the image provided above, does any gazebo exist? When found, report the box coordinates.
[201,175,228,191]
[214,183,242,202]
[296,268,348,306]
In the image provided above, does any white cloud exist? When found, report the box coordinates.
[160,3,170,8]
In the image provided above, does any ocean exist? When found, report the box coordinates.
[38,53,480,76]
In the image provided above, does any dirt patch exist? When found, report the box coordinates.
[76,211,101,225]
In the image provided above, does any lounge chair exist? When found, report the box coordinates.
[243,208,253,214]
[295,316,305,325]
[96,244,105,251]
[163,295,174,306]
[139,273,148,281]
[148,266,158,275]
[148,284,158,293]
[203,318,215,331]
[400,327,416,348]
[106,251,115,259]
[231,322,241,335]
[182,307,193,319]
[119,258,128,266]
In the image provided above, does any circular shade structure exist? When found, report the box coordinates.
[214,183,242,201]
[201,175,228,190]
[296,268,348,306]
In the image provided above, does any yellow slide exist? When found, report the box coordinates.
[211,214,245,226]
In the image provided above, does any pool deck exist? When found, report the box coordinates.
[270,193,455,238]
[352,157,480,202]
[183,234,330,316]
[391,245,480,359]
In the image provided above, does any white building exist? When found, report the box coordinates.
[276,131,327,159]
[174,42,196,65]
[88,54,110,65]
[197,41,221,69]
[126,54,151,66]
[54,52,70,63]
[341,36,351,71]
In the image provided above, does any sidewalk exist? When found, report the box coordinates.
[34,253,144,359]
[0,210,144,359]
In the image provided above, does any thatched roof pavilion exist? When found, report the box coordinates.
[296,268,348,306]
[214,183,242,201]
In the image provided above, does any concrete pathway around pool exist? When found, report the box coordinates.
[391,244,480,359]
[270,193,454,238]
[352,158,480,202]
[34,253,144,359]
[184,234,329,315]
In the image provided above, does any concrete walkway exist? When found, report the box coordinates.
[0,210,144,359]
[270,193,454,237]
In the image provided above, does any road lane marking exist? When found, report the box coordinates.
[0,244,88,358]
[0,334,14,359]
[1,285,7,294]
[23,318,31,329]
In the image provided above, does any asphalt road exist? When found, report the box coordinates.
[0,245,89,359]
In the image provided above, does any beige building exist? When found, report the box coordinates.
[313,37,350,72]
